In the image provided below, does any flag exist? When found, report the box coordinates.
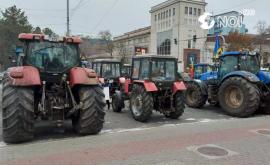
[213,35,223,59]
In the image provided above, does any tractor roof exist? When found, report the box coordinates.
[123,64,131,67]
[221,51,241,56]
[93,59,121,63]
[18,33,82,44]
[194,63,213,66]
[132,54,177,60]
[220,51,259,57]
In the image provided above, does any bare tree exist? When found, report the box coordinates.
[255,21,267,34]
[118,42,128,64]
[254,21,269,54]
[226,31,253,51]
[98,30,114,57]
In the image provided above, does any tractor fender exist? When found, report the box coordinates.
[220,71,260,84]
[133,80,158,92]
[193,79,208,95]
[69,67,99,87]
[257,71,270,84]
[6,66,41,86]
[123,78,131,94]
[173,81,186,94]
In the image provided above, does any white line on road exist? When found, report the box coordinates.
[0,118,238,149]
[0,142,7,148]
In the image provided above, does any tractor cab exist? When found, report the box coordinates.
[218,51,261,80]
[132,55,178,89]
[122,64,131,78]
[92,59,121,81]
[18,33,81,82]
[92,59,122,107]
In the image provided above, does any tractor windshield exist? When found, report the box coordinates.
[26,41,79,73]
[101,63,121,78]
[151,60,175,81]
[195,65,213,75]
[239,55,260,73]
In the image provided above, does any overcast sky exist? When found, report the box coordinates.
[0,0,269,37]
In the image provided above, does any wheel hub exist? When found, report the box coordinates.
[131,95,143,116]
[187,89,198,104]
[225,86,244,109]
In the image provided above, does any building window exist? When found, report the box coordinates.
[198,9,201,16]
[188,40,191,48]
[194,8,197,16]
[185,7,188,14]
[173,8,176,16]
[155,15,157,21]
[189,18,192,25]
[169,9,171,17]
[189,7,192,15]
[157,39,171,55]
[184,18,188,24]
[158,13,160,20]
[166,10,168,18]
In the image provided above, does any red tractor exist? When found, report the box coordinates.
[92,59,124,110]
[2,33,106,143]
[112,55,186,122]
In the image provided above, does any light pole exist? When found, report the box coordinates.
[66,0,70,36]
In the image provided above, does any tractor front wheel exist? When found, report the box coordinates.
[130,84,153,122]
[218,77,260,117]
[165,92,185,119]
[184,81,207,108]
[2,78,34,143]
[73,85,106,135]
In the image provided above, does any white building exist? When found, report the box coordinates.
[113,26,151,63]
[150,0,207,71]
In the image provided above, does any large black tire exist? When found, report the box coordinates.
[218,77,260,117]
[112,91,124,113]
[73,85,106,135]
[258,96,270,114]
[184,81,207,108]
[2,78,34,143]
[165,92,185,119]
[130,84,153,122]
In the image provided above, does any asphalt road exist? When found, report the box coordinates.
[1,83,270,164]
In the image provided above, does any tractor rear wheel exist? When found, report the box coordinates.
[73,85,106,135]
[259,96,270,114]
[2,78,34,143]
[130,84,153,122]
[112,91,124,113]
[218,77,260,117]
[184,81,207,108]
[165,92,185,119]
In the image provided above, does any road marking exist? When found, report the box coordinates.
[0,142,7,148]
[0,118,238,148]
[185,118,197,121]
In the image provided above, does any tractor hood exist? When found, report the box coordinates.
[200,71,218,81]
[257,71,270,84]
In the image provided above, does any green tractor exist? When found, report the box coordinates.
[185,51,270,117]
[2,33,106,143]
[112,55,186,122]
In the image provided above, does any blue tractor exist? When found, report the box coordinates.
[193,63,216,80]
[184,51,270,117]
